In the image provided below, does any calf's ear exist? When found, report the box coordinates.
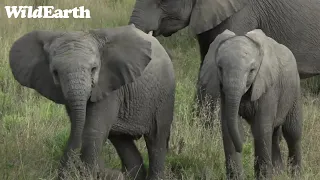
[89,25,152,102]
[245,29,279,101]
[9,30,66,104]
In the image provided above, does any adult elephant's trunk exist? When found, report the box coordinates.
[60,71,92,159]
[223,87,243,153]
[128,0,161,34]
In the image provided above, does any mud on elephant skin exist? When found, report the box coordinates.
[199,29,303,179]
[9,24,175,180]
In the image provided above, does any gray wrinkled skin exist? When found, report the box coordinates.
[129,0,320,112]
[200,29,302,179]
[9,25,175,180]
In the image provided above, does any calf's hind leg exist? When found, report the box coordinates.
[145,97,174,180]
[272,126,284,172]
[109,135,147,180]
[282,101,302,175]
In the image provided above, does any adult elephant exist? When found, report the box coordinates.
[129,0,320,109]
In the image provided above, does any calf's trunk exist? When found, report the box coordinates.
[223,88,243,153]
[58,71,92,173]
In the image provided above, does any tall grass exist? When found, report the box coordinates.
[1,0,320,179]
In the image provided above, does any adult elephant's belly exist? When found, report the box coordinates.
[259,3,320,79]
[109,70,168,139]
[282,35,320,79]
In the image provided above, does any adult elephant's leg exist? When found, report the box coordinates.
[194,30,221,116]
[282,102,302,176]
[272,126,284,172]
[80,95,120,177]
[109,135,147,180]
[194,85,218,124]
[145,97,174,180]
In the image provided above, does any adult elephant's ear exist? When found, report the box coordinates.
[89,25,152,102]
[9,30,66,104]
[245,29,279,101]
[189,0,248,34]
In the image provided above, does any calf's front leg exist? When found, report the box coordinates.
[80,95,120,177]
[251,98,277,180]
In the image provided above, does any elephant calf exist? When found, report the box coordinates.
[9,24,175,180]
[199,29,302,179]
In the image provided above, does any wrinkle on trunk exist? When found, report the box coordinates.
[60,72,92,158]
[223,90,243,153]
[68,100,87,147]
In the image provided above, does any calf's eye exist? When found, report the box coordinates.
[53,70,58,77]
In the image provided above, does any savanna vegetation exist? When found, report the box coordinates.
[1,0,320,179]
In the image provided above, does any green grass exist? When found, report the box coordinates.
[1,0,320,179]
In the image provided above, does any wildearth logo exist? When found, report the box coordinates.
[4,6,91,18]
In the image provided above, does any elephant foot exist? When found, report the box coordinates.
[272,162,284,175]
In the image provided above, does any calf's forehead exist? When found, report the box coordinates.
[216,36,259,62]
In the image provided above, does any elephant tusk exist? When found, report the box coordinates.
[130,23,136,28]
[148,31,153,36]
